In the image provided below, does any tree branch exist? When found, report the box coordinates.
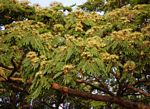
[75,79,114,96]
[51,83,149,109]
[93,75,111,93]
[0,63,13,70]
[127,85,150,97]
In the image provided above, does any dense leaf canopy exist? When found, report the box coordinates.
[0,0,150,109]
[79,0,150,12]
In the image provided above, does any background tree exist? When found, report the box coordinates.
[0,0,150,109]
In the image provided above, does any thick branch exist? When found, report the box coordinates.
[51,83,149,109]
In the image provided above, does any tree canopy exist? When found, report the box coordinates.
[79,0,150,12]
[0,0,150,109]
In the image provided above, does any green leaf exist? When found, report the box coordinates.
[91,101,106,108]
[51,37,65,47]
[77,59,87,70]
[83,20,95,26]
[65,46,74,62]
[64,74,72,85]
[94,58,106,74]
[53,72,63,79]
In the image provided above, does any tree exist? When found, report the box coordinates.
[0,0,150,109]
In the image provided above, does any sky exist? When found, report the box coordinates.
[29,0,87,7]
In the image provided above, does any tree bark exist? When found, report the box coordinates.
[51,83,150,109]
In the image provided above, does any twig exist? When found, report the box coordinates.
[75,79,114,96]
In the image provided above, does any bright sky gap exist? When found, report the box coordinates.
[29,0,87,7]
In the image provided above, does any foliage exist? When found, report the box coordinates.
[79,0,150,12]
[0,0,150,109]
